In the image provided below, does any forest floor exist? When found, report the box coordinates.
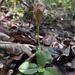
[0,6,75,75]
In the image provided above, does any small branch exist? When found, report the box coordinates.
[19,0,29,8]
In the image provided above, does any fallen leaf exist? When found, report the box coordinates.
[0,42,32,56]
[5,52,29,75]
[63,38,71,46]
[52,46,75,72]
[41,45,61,55]
[0,32,10,41]
[42,34,57,46]
[0,63,4,68]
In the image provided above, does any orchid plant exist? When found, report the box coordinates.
[33,3,46,50]
[18,2,59,75]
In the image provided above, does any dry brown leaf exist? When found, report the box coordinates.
[0,42,32,56]
[0,32,10,41]
[42,34,58,46]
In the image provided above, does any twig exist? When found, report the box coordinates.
[19,0,29,8]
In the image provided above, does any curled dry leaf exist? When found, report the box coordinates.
[63,38,72,46]
[5,52,26,65]
[12,36,36,44]
[62,46,70,56]
[10,32,36,44]
[0,32,10,41]
[0,42,32,56]
[5,52,29,75]
[52,46,75,73]
[5,54,36,75]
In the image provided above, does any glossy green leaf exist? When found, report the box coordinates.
[19,62,38,74]
[23,68,38,74]
[36,50,46,68]
[19,62,29,73]
[46,67,59,75]
[43,50,52,63]
[44,70,53,75]
[38,67,45,73]
[29,62,38,68]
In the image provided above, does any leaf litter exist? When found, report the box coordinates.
[0,5,75,75]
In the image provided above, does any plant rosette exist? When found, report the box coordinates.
[19,50,59,75]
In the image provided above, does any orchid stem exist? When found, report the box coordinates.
[36,22,41,51]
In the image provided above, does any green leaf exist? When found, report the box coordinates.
[10,0,14,3]
[36,50,46,68]
[43,50,52,63]
[46,67,59,75]
[19,62,29,73]
[52,2,57,6]
[35,70,47,75]
[44,70,53,75]
[38,67,45,73]
[24,68,38,74]
[58,0,62,3]
[35,72,44,75]
[19,62,38,74]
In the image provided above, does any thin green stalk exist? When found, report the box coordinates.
[36,22,41,51]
